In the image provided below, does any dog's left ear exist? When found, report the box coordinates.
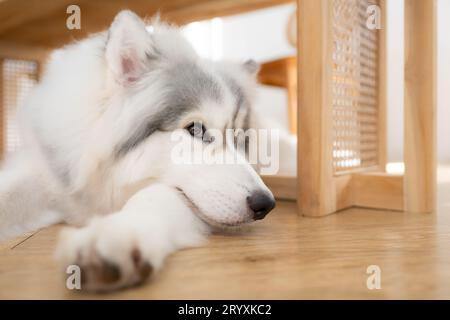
[242,59,260,77]
[106,10,154,86]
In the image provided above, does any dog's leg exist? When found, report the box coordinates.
[55,183,208,291]
[0,155,62,241]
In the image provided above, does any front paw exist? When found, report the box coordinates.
[55,220,153,292]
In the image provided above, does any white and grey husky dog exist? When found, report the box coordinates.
[0,10,288,291]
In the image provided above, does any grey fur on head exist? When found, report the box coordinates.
[115,61,223,157]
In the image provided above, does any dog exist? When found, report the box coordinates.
[0,10,289,291]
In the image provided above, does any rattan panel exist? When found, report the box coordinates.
[332,0,379,173]
[2,59,38,153]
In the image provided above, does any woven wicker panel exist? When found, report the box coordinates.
[332,0,379,173]
[2,59,38,153]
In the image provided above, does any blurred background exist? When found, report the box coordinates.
[0,0,448,173]
[181,1,450,167]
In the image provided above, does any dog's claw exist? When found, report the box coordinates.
[78,258,121,289]
[99,259,122,284]
[138,262,153,279]
[131,248,154,280]
[73,249,152,292]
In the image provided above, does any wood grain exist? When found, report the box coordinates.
[285,57,298,134]
[258,56,297,133]
[0,41,50,64]
[0,0,294,48]
[0,166,449,299]
[404,0,437,213]
[262,176,297,201]
[352,172,404,211]
[297,0,335,217]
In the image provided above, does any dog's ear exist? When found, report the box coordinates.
[242,59,260,77]
[106,10,154,86]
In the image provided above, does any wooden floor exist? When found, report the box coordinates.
[1,166,450,299]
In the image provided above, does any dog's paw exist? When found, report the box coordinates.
[55,219,153,292]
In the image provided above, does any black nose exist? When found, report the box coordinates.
[247,191,276,220]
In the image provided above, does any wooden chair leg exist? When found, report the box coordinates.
[404,0,437,213]
[297,0,336,217]
[286,57,297,134]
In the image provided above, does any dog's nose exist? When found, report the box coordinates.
[247,191,276,220]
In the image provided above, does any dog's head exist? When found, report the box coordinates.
[100,11,275,227]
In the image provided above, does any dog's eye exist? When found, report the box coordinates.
[185,122,205,138]
[185,122,214,143]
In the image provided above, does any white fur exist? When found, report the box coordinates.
[55,184,208,291]
[0,11,282,291]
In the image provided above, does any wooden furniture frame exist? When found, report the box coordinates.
[259,56,298,134]
[0,43,48,159]
[0,0,437,216]
[295,0,436,216]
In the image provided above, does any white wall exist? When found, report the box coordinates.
[386,0,404,162]
[183,3,296,130]
[183,1,450,163]
[437,0,450,162]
